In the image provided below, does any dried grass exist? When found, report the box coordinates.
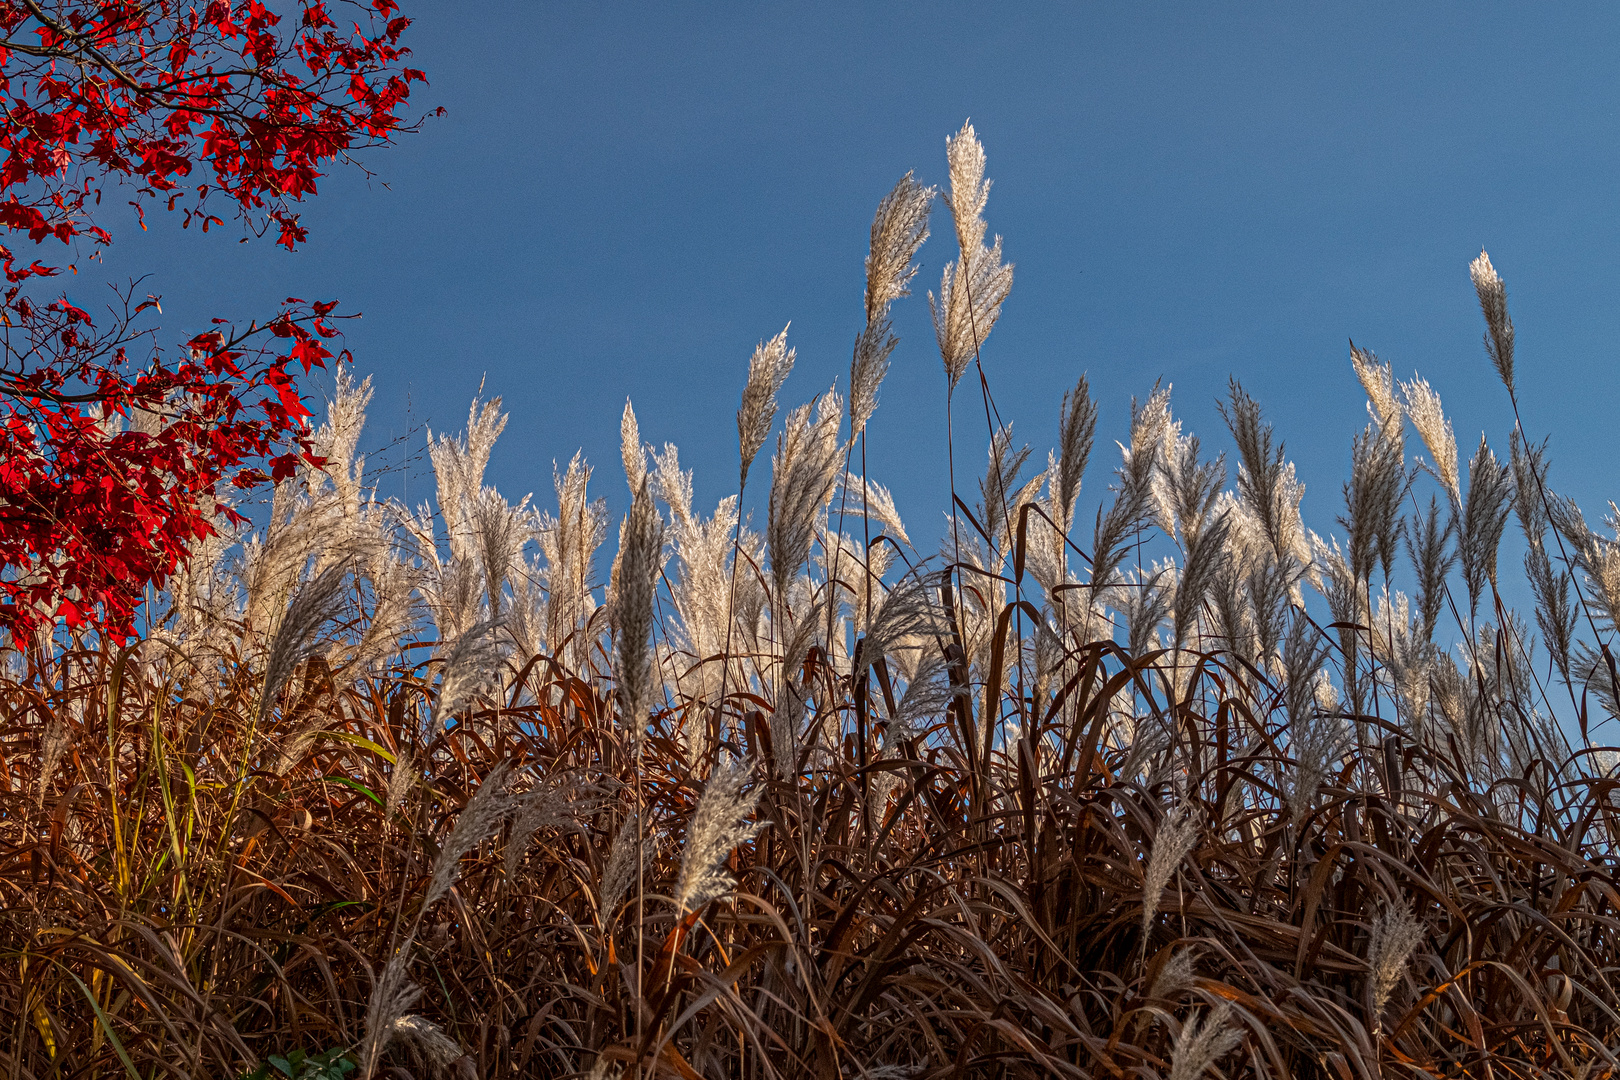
[3,127,1620,1080]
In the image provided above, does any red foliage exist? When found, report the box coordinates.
[0,1,424,641]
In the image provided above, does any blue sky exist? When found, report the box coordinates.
[85,2,1620,557]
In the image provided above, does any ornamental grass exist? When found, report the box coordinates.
[4,123,1620,1080]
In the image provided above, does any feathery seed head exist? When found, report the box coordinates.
[860,567,944,670]
[1090,386,1173,591]
[1172,508,1231,649]
[1339,420,1406,586]
[537,452,608,667]
[615,477,664,742]
[891,649,961,734]
[471,487,530,620]
[621,400,646,492]
[1459,435,1514,616]
[1111,563,1173,658]
[347,546,422,673]
[427,392,509,569]
[388,1014,466,1074]
[311,366,375,522]
[1511,432,1551,542]
[505,772,593,878]
[853,175,933,435]
[384,745,417,818]
[651,442,694,529]
[838,473,911,548]
[930,122,1013,390]
[430,618,508,735]
[36,711,70,807]
[1053,375,1098,534]
[259,560,355,725]
[359,948,422,1079]
[944,121,990,254]
[1219,380,1309,572]
[931,237,1014,391]
[1125,386,1174,489]
[1148,947,1199,1002]
[1513,438,1575,677]
[1401,376,1459,506]
[849,321,893,439]
[1143,796,1200,932]
[1350,343,1401,431]
[767,391,844,602]
[1367,903,1424,1026]
[1154,422,1228,549]
[674,757,763,912]
[424,760,516,915]
[737,326,795,488]
[1470,250,1515,394]
[865,172,934,326]
[1168,1002,1243,1080]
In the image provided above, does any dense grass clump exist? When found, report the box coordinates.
[6,123,1620,1079]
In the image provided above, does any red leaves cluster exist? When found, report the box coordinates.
[0,1,422,642]
[0,0,424,253]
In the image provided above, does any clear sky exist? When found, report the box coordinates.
[83,2,1620,557]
